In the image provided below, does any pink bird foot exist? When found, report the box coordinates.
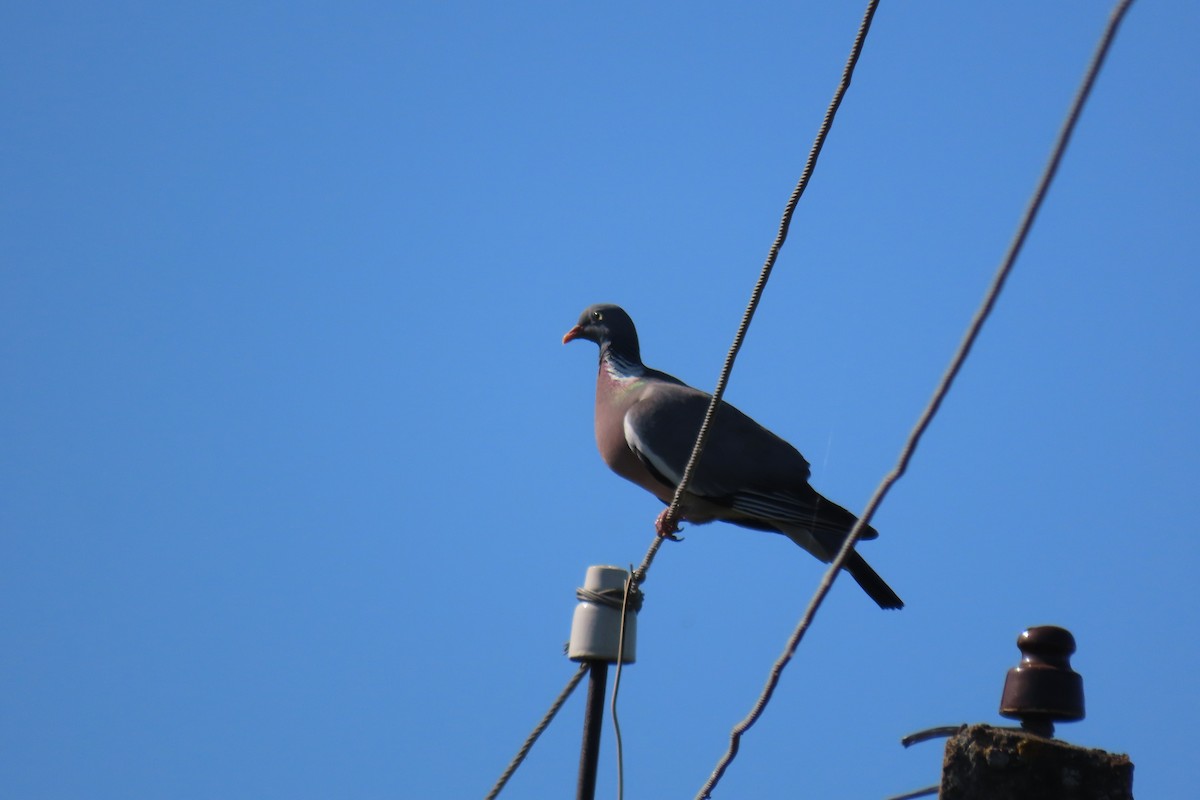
[654,508,684,541]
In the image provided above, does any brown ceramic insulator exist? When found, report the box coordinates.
[999,625,1085,737]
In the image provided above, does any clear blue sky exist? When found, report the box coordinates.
[3,2,1197,798]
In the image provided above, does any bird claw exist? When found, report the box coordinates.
[654,509,684,541]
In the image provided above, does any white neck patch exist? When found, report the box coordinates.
[603,350,644,380]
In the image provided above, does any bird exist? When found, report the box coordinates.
[563,303,903,609]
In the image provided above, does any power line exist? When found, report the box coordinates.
[484,662,589,800]
[613,0,884,793]
[695,1,1137,796]
[632,0,882,587]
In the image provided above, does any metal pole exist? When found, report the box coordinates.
[576,661,608,800]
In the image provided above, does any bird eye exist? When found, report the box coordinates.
[591,310,603,322]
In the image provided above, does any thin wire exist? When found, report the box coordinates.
[633,0,882,587]
[484,662,590,800]
[695,2,1136,797]
[900,724,964,748]
[610,569,636,800]
[611,5,883,795]
[886,786,939,800]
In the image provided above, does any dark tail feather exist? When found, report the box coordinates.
[843,550,904,609]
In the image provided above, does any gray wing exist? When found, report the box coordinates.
[622,381,878,541]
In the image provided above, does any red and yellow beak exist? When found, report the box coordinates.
[562,324,583,344]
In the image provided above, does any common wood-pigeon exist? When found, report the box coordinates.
[564,303,903,609]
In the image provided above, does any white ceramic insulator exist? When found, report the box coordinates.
[568,565,637,663]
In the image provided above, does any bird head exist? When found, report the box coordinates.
[562,304,641,360]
